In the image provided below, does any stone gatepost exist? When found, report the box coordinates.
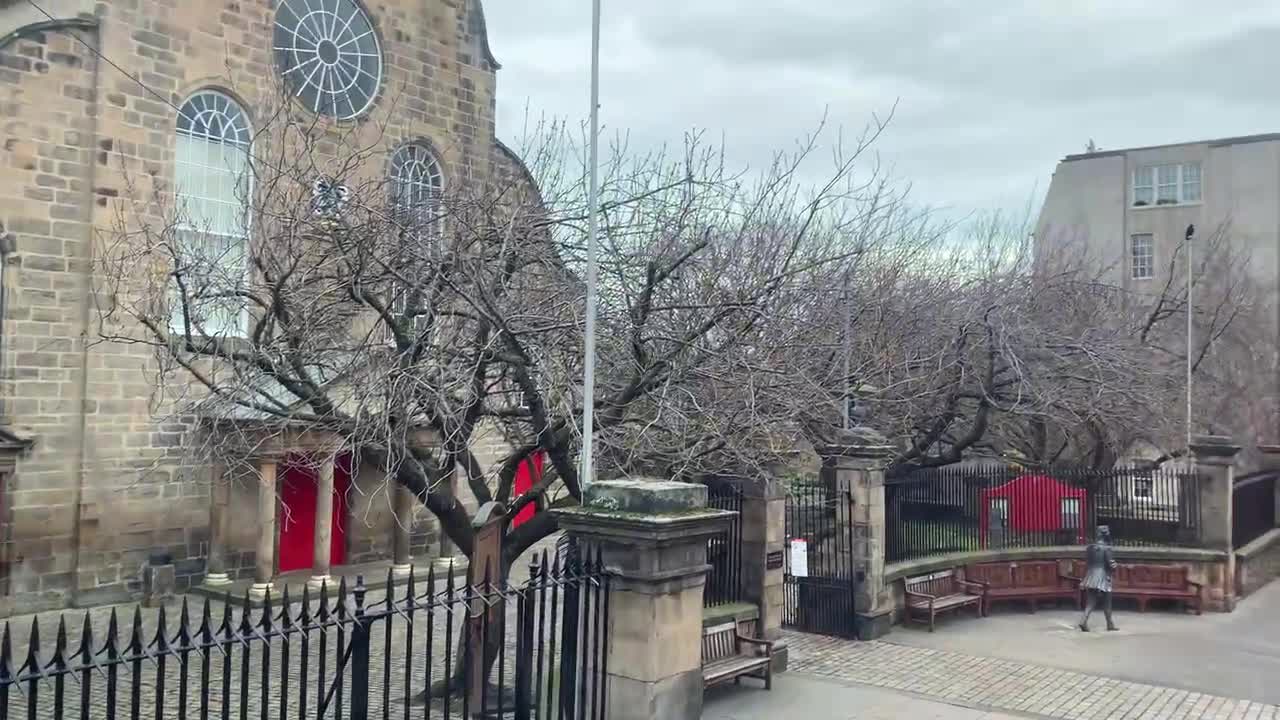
[739,480,787,670]
[819,426,895,639]
[553,480,734,720]
[1261,445,1280,522]
[1192,434,1240,611]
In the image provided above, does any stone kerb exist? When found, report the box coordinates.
[552,479,735,720]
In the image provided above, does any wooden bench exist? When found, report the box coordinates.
[702,621,774,690]
[1068,561,1203,614]
[965,561,1081,615]
[902,569,985,632]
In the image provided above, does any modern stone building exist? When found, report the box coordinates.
[1035,134,1280,298]
[0,0,522,613]
[1035,135,1280,459]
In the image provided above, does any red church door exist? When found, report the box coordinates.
[510,451,544,529]
[277,454,352,573]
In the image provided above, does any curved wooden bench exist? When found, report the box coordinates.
[1068,561,1202,614]
[965,560,1081,614]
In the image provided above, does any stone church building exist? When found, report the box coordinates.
[0,0,526,613]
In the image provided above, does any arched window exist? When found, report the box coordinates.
[172,91,252,337]
[389,143,444,236]
[385,144,443,342]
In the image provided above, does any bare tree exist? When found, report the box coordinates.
[783,211,1258,471]
[94,77,914,592]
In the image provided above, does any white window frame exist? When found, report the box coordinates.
[1130,233,1155,281]
[1060,498,1081,529]
[1132,162,1201,207]
[1133,475,1154,500]
[385,143,444,345]
[171,90,253,338]
[989,497,1009,530]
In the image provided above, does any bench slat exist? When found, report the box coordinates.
[701,619,773,690]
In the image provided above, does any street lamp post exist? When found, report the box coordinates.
[1185,223,1195,456]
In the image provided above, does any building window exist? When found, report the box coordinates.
[989,497,1009,529]
[386,144,444,341]
[1132,162,1201,207]
[1133,167,1154,206]
[389,144,444,236]
[173,90,252,337]
[273,0,383,119]
[1130,233,1154,280]
[1060,498,1081,529]
[1134,475,1153,499]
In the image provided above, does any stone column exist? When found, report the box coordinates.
[1261,444,1280,523]
[820,426,895,639]
[739,480,787,670]
[1192,434,1240,611]
[553,480,734,720]
[391,484,415,577]
[434,465,459,569]
[203,462,232,587]
[308,454,337,590]
[249,458,278,601]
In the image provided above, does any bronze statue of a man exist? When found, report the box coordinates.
[1078,525,1118,632]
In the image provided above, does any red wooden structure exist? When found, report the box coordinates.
[510,451,544,529]
[979,474,1087,547]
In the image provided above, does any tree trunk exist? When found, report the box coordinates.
[411,573,511,707]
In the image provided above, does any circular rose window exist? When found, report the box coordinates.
[273,0,383,120]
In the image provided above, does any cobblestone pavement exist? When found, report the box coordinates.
[784,631,1280,720]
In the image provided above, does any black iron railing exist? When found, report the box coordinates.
[704,484,745,608]
[885,464,1203,564]
[0,547,610,720]
[1233,472,1278,549]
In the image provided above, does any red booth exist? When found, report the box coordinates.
[979,474,1087,547]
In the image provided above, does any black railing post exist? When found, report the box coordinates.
[350,576,371,720]
[558,544,581,720]
[514,579,535,720]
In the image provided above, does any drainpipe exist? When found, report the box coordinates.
[68,24,103,606]
[0,231,11,423]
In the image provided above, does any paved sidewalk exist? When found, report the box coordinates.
[781,632,1280,720]
[890,582,1280,705]
[704,672,1025,720]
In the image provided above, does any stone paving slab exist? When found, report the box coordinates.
[704,672,1030,720]
[783,631,1280,720]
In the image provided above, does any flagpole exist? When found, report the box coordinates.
[580,0,602,495]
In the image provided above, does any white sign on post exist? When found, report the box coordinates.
[789,538,809,577]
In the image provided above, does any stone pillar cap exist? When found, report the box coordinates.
[1190,435,1241,458]
[584,479,707,513]
[817,425,895,459]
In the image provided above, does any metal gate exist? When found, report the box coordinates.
[782,481,857,638]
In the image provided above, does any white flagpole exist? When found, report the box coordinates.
[580,0,602,495]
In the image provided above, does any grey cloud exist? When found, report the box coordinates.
[484,0,1280,219]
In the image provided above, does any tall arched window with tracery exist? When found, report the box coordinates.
[386,143,443,341]
[389,143,444,237]
[172,90,253,337]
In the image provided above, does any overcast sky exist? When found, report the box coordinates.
[483,0,1280,221]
